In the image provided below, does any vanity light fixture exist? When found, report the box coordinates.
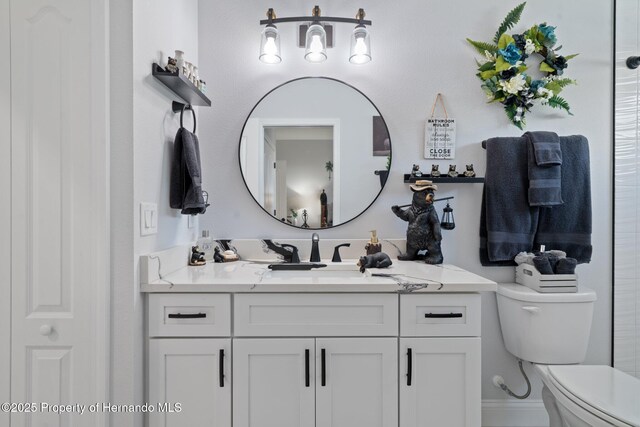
[259,6,372,64]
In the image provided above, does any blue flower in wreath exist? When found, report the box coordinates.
[530,79,545,92]
[498,43,522,65]
[538,24,557,46]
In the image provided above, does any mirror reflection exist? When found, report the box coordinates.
[239,77,391,229]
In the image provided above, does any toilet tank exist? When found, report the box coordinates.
[496,283,597,364]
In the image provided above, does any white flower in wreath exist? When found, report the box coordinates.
[524,38,535,55]
[483,50,496,62]
[537,87,554,99]
[499,74,527,95]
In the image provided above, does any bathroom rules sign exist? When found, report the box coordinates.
[424,117,456,160]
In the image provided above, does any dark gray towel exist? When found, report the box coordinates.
[170,127,207,215]
[480,137,539,264]
[534,135,592,263]
[524,131,563,207]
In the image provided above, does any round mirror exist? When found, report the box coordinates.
[238,77,392,229]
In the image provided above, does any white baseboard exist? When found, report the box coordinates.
[482,399,549,427]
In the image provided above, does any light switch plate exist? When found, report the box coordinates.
[187,215,195,229]
[140,202,158,236]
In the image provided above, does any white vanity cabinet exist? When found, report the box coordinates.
[146,291,483,427]
[232,293,399,427]
[399,294,482,427]
[148,294,232,427]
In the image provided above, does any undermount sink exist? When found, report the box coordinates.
[262,263,369,279]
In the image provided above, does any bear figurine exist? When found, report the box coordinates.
[464,164,476,177]
[357,252,393,273]
[447,165,458,177]
[391,180,443,264]
[430,164,440,177]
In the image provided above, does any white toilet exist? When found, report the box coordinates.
[496,283,640,427]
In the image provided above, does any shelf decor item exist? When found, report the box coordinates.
[424,93,456,160]
[466,2,578,129]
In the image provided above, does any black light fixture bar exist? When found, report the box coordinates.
[260,16,371,25]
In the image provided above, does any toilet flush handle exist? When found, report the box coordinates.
[522,306,540,314]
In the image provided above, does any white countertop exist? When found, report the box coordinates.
[141,259,497,293]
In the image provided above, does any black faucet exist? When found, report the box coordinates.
[310,233,321,262]
[262,240,300,263]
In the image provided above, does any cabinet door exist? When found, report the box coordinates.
[400,338,481,427]
[233,338,315,427]
[148,338,231,427]
[316,338,398,427]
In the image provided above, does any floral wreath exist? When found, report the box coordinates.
[467,2,578,129]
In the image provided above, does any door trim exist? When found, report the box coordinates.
[91,0,111,425]
[0,0,11,423]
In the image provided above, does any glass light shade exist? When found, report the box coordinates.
[259,24,281,64]
[304,23,327,63]
[349,25,371,64]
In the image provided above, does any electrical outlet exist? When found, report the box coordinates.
[140,202,158,236]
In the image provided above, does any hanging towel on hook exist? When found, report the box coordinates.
[170,126,207,215]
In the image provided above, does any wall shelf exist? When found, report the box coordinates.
[151,63,211,109]
[403,174,484,184]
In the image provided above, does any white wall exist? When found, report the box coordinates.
[198,0,613,404]
[111,1,200,425]
[614,0,640,379]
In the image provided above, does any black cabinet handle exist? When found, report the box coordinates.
[305,349,310,387]
[321,349,326,387]
[168,312,207,319]
[424,312,463,318]
[219,349,225,387]
[407,348,413,386]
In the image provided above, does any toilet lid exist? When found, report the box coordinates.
[548,365,640,426]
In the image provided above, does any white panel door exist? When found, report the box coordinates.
[148,339,231,427]
[316,338,398,427]
[233,338,315,427]
[263,136,276,216]
[10,0,108,426]
[400,338,481,427]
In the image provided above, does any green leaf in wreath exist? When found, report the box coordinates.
[498,33,516,50]
[547,95,573,115]
[480,69,498,80]
[564,53,579,60]
[539,61,555,73]
[496,56,512,72]
[467,38,499,55]
[478,61,496,72]
[493,2,527,45]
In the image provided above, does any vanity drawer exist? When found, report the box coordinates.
[400,294,480,337]
[234,293,398,337]
[149,293,231,337]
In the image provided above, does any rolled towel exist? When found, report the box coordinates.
[548,250,567,259]
[555,257,577,274]
[547,254,560,272]
[514,252,535,265]
[533,255,554,274]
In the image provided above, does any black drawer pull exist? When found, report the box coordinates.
[407,348,413,386]
[424,312,463,318]
[219,349,225,387]
[305,349,310,387]
[167,312,207,319]
[321,349,326,387]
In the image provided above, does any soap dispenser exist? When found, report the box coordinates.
[197,230,214,260]
[365,230,382,255]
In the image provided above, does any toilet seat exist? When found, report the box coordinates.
[546,365,640,427]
